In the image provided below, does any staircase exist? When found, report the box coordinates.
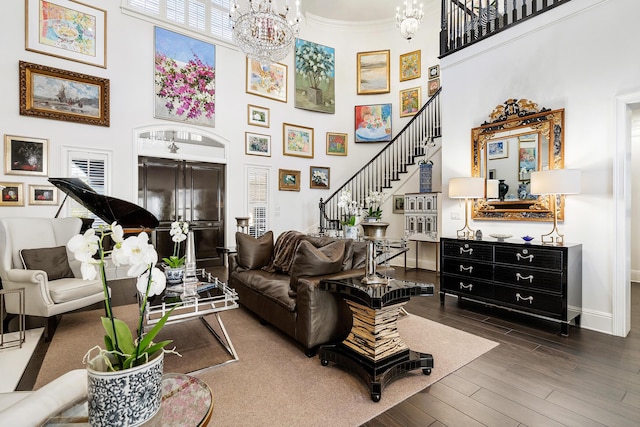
[318,88,442,235]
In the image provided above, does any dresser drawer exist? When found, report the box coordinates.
[495,245,563,270]
[442,258,493,279]
[494,265,563,293]
[441,275,493,299]
[442,241,493,261]
[494,285,562,316]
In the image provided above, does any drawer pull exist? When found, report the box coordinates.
[460,247,473,255]
[516,273,534,283]
[516,293,534,304]
[459,282,473,290]
[459,265,473,273]
[516,253,534,262]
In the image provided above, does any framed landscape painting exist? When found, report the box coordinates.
[310,166,330,189]
[357,50,390,95]
[19,61,110,127]
[295,39,335,113]
[29,185,58,205]
[247,104,270,127]
[399,87,421,117]
[246,59,288,103]
[25,0,107,68]
[154,27,215,127]
[326,132,347,156]
[245,132,271,157]
[399,50,421,81]
[0,182,24,207]
[278,169,300,192]
[4,135,48,176]
[283,123,314,158]
[354,104,392,143]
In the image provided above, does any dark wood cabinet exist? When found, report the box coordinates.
[439,237,582,335]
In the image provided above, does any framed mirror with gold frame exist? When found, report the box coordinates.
[471,99,565,221]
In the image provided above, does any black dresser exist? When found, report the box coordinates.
[439,237,582,335]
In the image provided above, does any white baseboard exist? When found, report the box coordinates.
[575,307,614,335]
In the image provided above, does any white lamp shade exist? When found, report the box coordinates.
[530,169,581,195]
[448,177,486,199]
[486,179,499,198]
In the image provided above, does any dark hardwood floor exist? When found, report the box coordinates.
[16,267,640,426]
[364,269,640,427]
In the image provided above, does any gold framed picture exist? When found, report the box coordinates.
[246,58,288,103]
[310,166,330,189]
[326,132,348,156]
[0,182,25,207]
[247,104,270,127]
[19,61,110,127]
[29,185,59,205]
[428,64,440,80]
[399,50,421,81]
[428,78,441,97]
[399,87,421,117]
[4,135,49,176]
[278,169,301,192]
[357,50,390,95]
[283,123,314,158]
[245,132,271,157]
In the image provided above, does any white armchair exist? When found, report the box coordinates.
[0,218,104,335]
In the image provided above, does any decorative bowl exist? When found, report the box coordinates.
[489,233,512,240]
[522,235,534,242]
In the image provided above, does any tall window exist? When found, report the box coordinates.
[66,150,110,228]
[124,0,233,43]
[247,166,269,238]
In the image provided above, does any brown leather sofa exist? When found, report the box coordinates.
[228,230,394,356]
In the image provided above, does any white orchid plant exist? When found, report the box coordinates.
[68,222,177,371]
[337,189,364,226]
[365,190,386,220]
[162,221,189,268]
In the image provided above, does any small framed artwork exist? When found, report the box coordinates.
[283,123,314,158]
[25,0,107,68]
[357,50,390,95]
[428,65,440,80]
[310,166,330,189]
[428,78,441,97]
[399,87,421,117]
[488,169,497,180]
[247,104,270,127]
[245,132,271,157]
[19,61,110,127]
[355,104,392,143]
[393,195,405,214]
[326,132,348,156]
[278,169,300,192]
[4,135,49,176]
[487,140,509,160]
[518,138,539,181]
[399,50,421,82]
[0,182,25,207]
[246,58,288,103]
[29,185,58,206]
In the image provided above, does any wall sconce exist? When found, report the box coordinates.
[448,177,486,239]
[530,169,581,245]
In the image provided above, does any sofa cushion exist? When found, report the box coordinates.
[289,240,346,281]
[351,241,368,269]
[236,231,273,270]
[233,270,296,312]
[19,246,75,280]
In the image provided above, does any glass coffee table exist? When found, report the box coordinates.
[141,271,239,363]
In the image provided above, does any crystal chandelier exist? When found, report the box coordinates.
[229,0,301,65]
[396,1,424,41]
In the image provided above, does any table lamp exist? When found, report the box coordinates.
[530,169,581,245]
[448,177,485,239]
[486,179,500,199]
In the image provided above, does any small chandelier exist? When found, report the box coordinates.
[229,0,301,65]
[396,1,424,41]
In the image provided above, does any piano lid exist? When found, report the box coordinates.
[48,177,159,229]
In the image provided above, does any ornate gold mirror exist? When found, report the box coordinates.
[471,99,564,221]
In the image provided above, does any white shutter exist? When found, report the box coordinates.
[67,151,109,228]
[247,166,269,238]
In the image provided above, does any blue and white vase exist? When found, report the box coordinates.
[343,225,359,240]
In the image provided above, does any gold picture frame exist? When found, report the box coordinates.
[428,78,441,97]
[25,0,107,68]
[399,87,421,118]
[310,166,330,189]
[28,185,59,206]
[246,58,288,103]
[19,61,110,127]
[357,50,390,95]
[399,50,421,82]
[4,134,49,176]
[326,132,348,156]
[283,123,314,158]
[278,169,301,192]
[0,182,25,207]
[245,132,271,157]
[247,104,270,127]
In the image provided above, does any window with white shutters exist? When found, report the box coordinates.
[123,0,233,43]
[66,150,109,228]
[247,166,269,238]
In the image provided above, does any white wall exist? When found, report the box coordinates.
[440,0,640,334]
[0,1,440,246]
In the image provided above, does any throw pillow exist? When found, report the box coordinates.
[20,246,75,280]
[236,231,274,270]
[289,240,346,279]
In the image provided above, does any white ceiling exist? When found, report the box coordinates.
[301,0,405,22]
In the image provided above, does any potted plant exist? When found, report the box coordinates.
[67,223,178,426]
[364,190,385,221]
[295,41,335,105]
[337,189,364,239]
[162,221,189,285]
